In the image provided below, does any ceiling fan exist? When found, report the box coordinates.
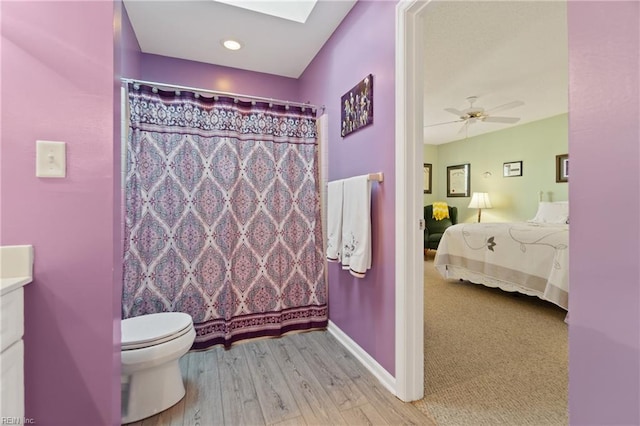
[426,96,524,135]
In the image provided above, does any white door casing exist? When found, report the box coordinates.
[394,0,429,402]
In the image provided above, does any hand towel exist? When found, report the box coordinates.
[341,175,372,278]
[326,180,344,262]
[432,201,450,221]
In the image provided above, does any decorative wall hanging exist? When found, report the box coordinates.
[341,74,373,137]
[423,163,432,194]
[447,163,470,197]
[503,161,523,177]
[556,154,568,182]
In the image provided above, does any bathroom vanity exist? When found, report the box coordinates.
[1,245,33,420]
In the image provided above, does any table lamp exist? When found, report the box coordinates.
[468,192,492,222]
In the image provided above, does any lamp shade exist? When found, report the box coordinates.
[468,192,492,209]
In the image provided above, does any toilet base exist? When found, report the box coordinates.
[121,359,185,424]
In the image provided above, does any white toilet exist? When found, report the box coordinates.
[121,312,196,424]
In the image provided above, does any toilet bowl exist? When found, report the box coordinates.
[121,312,196,424]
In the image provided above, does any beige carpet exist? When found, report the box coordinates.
[412,252,568,426]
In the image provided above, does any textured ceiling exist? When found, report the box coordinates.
[422,0,568,144]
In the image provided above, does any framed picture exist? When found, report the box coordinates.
[503,161,523,177]
[423,163,432,194]
[340,74,373,137]
[447,163,470,197]
[556,154,569,182]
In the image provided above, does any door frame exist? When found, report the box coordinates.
[394,0,429,402]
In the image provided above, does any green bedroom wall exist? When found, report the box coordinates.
[423,114,568,223]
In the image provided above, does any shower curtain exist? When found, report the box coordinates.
[122,83,327,349]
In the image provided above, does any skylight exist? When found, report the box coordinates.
[213,0,317,24]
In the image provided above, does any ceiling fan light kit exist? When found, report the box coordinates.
[427,96,524,134]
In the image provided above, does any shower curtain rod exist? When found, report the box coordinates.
[121,78,324,113]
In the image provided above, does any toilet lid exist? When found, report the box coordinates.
[122,312,193,350]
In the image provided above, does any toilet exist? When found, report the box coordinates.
[121,312,196,424]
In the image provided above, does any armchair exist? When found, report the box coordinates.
[424,204,458,252]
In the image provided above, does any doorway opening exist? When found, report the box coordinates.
[395,3,569,423]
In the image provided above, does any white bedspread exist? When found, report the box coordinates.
[434,222,569,310]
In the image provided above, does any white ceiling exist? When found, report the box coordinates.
[124,0,568,146]
[123,0,357,79]
[423,0,568,144]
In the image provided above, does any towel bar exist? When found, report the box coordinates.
[367,172,384,182]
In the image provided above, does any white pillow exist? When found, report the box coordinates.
[529,201,569,224]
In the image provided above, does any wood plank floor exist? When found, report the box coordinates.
[126,330,435,426]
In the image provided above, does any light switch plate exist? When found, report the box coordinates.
[36,140,66,178]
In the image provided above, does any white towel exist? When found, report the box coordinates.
[326,180,344,262]
[341,175,372,278]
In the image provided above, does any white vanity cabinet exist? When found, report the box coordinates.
[0,245,33,420]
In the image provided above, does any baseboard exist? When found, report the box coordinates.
[327,320,397,395]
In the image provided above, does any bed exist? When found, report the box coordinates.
[433,202,569,311]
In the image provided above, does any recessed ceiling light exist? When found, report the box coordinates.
[222,39,242,51]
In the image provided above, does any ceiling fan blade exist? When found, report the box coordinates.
[457,120,470,134]
[483,116,521,124]
[485,100,525,114]
[444,107,466,117]
[424,119,465,128]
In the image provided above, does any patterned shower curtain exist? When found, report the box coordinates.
[123,84,327,349]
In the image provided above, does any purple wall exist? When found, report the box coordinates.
[113,2,124,423]
[114,2,142,423]
[120,2,142,80]
[139,53,300,101]
[568,2,640,424]
[1,1,118,424]
[1,1,639,424]
[298,1,397,375]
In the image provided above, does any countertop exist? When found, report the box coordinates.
[0,245,34,296]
